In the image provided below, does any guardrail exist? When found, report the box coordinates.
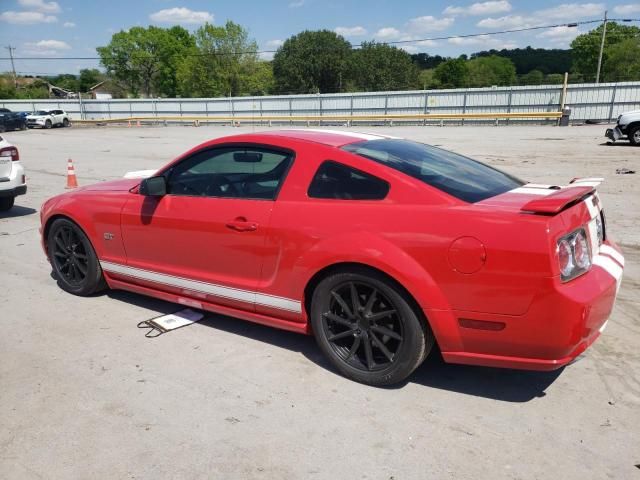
[74,111,564,126]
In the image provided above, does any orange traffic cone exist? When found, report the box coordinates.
[136,120,141,127]
[127,120,131,127]
[66,158,78,189]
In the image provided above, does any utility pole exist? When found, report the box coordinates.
[4,45,17,89]
[595,10,607,84]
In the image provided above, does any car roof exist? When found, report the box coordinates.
[246,129,399,147]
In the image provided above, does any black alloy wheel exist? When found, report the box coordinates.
[311,270,432,386]
[47,218,106,295]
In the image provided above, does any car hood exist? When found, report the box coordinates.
[26,115,49,120]
[82,178,141,192]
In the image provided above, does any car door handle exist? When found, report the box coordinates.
[226,217,258,232]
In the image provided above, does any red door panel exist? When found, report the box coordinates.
[118,194,273,312]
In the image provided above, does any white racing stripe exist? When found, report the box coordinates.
[100,261,302,313]
[510,186,557,196]
[593,255,624,291]
[599,244,625,267]
[289,128,389,141]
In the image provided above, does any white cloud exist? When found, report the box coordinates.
[476,15,528,29]
[407,15,454,33]
[149,7,213,25]
[0,10,57,24]
[265,39,284,48]
[334,26,368,37]
[537,26,582,46]
[444,1,511,16]
[612,4,640,15]
[289,0,305,7]
[374,27,401,40]
[63,21,75,28]
[24,39,71,55]
[535,3,604,20]
[18,0,61,14]
[448,34,516,49]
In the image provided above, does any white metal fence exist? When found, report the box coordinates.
[2,81,639,124]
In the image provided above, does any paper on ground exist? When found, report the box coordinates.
[150,308,204,331]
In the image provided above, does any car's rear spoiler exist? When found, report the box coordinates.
[521,186,595,214]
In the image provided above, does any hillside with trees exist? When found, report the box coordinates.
[1,21,639,100]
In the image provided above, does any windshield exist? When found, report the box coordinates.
[34,110,49,115]
[342,139,524,203]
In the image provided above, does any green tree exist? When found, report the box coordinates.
[466,55,516,87]
[349,42,420,91]
[605,37,640,82]
[176,21,260,97]
[272,30,352,94]
[78,69,104,92]
[418,69,440,89]
[571,22,640,80]
[97,26,194,97]
[433,58,469,88]
[242,61,275,96]
[519,69,544,85]
[47,73,79,91]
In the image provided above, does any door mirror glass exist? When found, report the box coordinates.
[140,176,167,196]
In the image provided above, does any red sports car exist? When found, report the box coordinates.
[40,129,624,385]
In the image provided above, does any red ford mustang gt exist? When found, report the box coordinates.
[40,129,624,385]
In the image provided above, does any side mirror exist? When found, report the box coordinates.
[139,176,167,197]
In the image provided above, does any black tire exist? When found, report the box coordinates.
[0,124,6,133]
[310,269,433,386]
[63,118,70,128]
[45,120,52,129]
[628,125,640,146]
[0,196,14,211]
[47,218,107,296]
[20,122,27,131]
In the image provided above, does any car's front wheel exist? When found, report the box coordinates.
[311,270,433,386]
[45,120,52,129]
[0,196,14,211]
[62,118,70,127]
[47,218,107,296]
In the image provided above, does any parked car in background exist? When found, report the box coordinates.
[39,130,624,386]
[605,109,640,145]
[27,109,70,129]
[0,135,26,211]
[0,108,27,132]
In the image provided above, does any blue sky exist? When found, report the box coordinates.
[1,0,639,76]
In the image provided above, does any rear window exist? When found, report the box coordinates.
[342,139,524,203]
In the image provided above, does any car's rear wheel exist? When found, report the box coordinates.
[47,218,107,296]
[0,125,6,133]
[311,270,432,386]
[63,118,70,128]
[45,120,52,129]
[0,196,14,211]
[629,125,640,146]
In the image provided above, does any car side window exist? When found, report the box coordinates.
[308,160,389,200]
[167,147,292,200]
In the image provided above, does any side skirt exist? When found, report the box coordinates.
[106,277,311,335]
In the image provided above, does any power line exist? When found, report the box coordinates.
[0,18,638,61]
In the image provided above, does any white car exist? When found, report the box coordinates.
[605,109,640,146]
[0,135,26,211]
[26,109,70,129]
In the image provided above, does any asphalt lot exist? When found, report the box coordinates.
[1,124,639,479]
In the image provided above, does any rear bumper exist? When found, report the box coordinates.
[432,240,624,371]
[0,161,26,198]
[0,184,26,197]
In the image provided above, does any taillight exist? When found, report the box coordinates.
[0,146,19,161]
[557,228,592,282]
